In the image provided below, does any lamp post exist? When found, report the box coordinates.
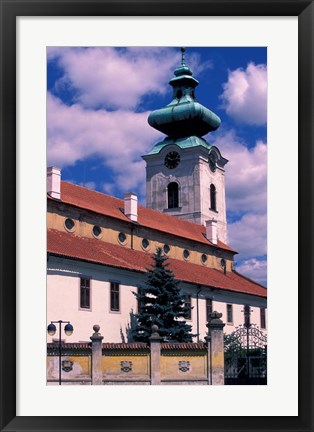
[242,305,252,383]
[47,320,73,385]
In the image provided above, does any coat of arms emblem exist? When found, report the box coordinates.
[121,361,133,372]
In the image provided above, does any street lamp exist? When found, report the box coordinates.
[47,320,73,385]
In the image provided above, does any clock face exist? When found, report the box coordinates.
[209,152,217,172]
[164,151,180,169]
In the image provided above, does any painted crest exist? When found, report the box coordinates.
[179,360,190,372]
[62,360,73,372]
[121,360,133,372]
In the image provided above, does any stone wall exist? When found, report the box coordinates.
[47,316,225,385]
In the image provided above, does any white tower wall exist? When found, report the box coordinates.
[144,144,228,243]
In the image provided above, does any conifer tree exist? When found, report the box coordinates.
[132,248,194,343]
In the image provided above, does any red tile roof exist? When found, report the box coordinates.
[102,343,149,350]
[47,342,149,351]
[47,342,91,353]
[47,342,207,351]
[49,181,237,254]
[161,342,206,350]
[47,229,267,298]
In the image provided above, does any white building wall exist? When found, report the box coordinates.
[47,256,267,343]
[47,259,139,343]
[181,285,267,341]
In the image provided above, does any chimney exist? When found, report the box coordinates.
[205,219,217,245]
[47,167,61,200]
[124,193,138,222]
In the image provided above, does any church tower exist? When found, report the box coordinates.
[143,48,228,243]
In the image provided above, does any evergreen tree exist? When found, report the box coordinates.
[132,248,195,343]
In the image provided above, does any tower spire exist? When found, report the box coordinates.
[143,48,227,236]
[147,47,221,138]
[181,47,186,66]
[173,47,194,78]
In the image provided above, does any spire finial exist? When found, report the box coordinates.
[181,47,186,66]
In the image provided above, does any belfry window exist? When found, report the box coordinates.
[176,89,183,99]
[168,182,179,209]
[210,184,217,211]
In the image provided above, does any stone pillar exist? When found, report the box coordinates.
[149,325,162,385]
[90,325,104,385]
[206,311,225,385]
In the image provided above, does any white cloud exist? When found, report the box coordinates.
[220,63,267,125]
[47,47,217,195]
[48,47,180,110]
[47,48,267,278]
[47,93,162,194]
[211,130,267,216]
[102,182,116,195]
[228,213,267,260]
[212,129,267,281]
[80,181,96,190]
[183,51,213,76]
[235,258,267,285]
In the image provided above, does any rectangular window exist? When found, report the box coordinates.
[226,304,233,324]
[183,295,192,320]
[206,299,213,321]
[110,282,120,312]
[260,308,266,329]
[243,304,251,327]
[80,278,90,309]
[137,287,144,314]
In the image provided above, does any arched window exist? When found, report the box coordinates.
[168,182,179,209]
[210,184,217,211]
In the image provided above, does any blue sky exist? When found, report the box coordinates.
[47,47,267,285]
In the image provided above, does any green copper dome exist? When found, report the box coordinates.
[148,48,221,139]
[147,135,212,155]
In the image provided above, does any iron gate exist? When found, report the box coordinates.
[224,324,267,385]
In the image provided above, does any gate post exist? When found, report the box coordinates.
[149,325,161,385]
[90,324,104,385]
[206,311,225,385]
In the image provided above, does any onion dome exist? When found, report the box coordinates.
[148,48,221,138]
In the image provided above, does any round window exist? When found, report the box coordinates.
[163,244,170,254]
[142,238,150,250]
[201,254,207,264]
[118,232,127,244]
[64,218,75,231]
[93,225,102,238]
[183,249,190,260]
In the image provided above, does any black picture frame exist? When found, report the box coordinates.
[0,1,313,431]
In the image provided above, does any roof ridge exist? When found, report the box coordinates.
[61,180,124,203]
